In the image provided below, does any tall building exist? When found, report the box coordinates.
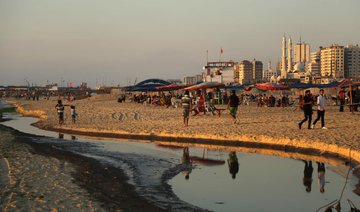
[320,44,345,79]
[252,59,263,83]
[238,60,253,84]
[294,42,310,64]
[345,44,360,79]
[308,51,321,76]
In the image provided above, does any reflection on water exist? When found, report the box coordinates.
[227,151,239,179]
[168,146,360,212]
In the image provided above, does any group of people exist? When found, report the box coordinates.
[303,160,326,193]
[55,100,78,125]
[298,89,327,130]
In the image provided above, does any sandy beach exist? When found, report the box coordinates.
[1,94,360,211]
[8,94,360,163]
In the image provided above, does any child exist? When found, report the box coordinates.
[70,105,77,124]
[55,100,65,125]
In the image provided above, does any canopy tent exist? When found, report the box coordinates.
[224,84,252,91]
[125,78,171,92]
[184,82,225,91]
[155,84,188,91]
[332,79,360,88]
[288,83,314,89]
[254,83,289,91]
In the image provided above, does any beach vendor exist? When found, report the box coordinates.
[55,100,65,125]
[181,90,191,127]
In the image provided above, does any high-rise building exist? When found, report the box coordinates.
[320,44,345,79]
[294,42,310,64]
[308,51,321,76]
[252,59,263,83]
[238,60,253,84]
[345,44,360,79]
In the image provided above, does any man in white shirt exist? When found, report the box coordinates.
[312,89,327,129]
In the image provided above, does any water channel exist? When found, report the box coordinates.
[1,102,359,211]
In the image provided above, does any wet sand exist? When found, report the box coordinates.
[0,125,165,212]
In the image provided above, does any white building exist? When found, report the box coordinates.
[320,44,345,80]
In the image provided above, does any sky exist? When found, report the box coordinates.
[0,0,359,88]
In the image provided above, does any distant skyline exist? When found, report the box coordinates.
[1,0,359,87]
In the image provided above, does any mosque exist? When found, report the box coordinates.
[279,35,312,83]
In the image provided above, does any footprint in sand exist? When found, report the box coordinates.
[111,112,118,120]
[134,112,140,120]
[119,112,127,121]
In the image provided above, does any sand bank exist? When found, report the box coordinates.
[8,95,360,163]
[0,125,165,211]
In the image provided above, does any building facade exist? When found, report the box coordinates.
[252,59,263,83]
[294,42,310,64]
[345,44,360,79]
[320,44,345,79]
[237,60,253,84]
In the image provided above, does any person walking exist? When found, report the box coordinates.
[339,88,345,112]
[227,90,240,124]
[181,90,192,127]
[298,90,313,129]
[312,89,327,129]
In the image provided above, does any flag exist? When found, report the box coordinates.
[220,48,223,54]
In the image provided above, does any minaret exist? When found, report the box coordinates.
[268,60,272,71]
[287,37,293,72]
[281,35,287,78]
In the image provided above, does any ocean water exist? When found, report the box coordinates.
[0,100,359,211]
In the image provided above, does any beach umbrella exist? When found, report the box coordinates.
[184,82,225,91]
[254,83,289,91]
[155,84,188,91]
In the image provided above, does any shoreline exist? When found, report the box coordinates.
[7,97,360,165]
[0,124,166,211]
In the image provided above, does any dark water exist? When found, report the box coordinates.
[1,100,359,211]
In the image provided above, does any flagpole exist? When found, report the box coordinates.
[206,50,208,63]
[219,47,223,62]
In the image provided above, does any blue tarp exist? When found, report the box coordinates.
[288,81,340,89]
[224,84,252,90]
[125,78,171,92]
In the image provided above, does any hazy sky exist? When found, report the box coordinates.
[1,0,359,87]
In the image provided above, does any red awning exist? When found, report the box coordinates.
[155,84,188,91]
[255,83,289,91]
[184,82,225,91]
